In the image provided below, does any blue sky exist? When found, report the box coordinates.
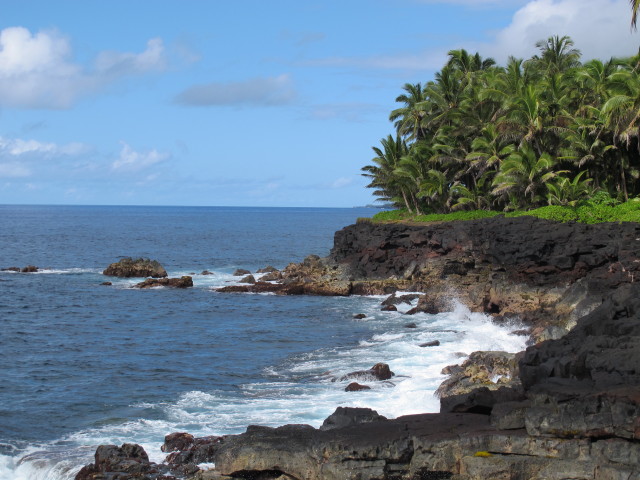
[0,0,638,207]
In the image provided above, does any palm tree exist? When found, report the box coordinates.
[389,83,428,141]
[632,0,640,29]
[362,135,413,211]
[527,35,581,75]
[546,171,594,206]
[491,143,561,209]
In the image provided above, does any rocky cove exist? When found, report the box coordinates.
[76,216,640,480]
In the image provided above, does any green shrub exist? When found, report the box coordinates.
[371,209,411,222]
[506,206,579,223]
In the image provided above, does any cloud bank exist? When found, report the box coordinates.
[0,27,167,109]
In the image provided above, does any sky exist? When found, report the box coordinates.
[0,0,638,207]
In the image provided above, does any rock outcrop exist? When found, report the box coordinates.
[103,257,168,278]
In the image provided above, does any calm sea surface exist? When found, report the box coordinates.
[0,205,527,480]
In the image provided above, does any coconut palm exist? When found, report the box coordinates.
[632,0,640,29]
[389,83,429,141]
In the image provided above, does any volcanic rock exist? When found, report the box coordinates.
[21,265,38,273]
[256,265,278,274]
[103,257,167,278]
[233,268,251,276]
[341,363,395,382]
[345,382,371,392]
[239,274,256,284]
[320,407,387,431]
[134,276,193,289]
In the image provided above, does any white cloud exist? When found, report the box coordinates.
[307,0,637,74]
[175,74,297,106]
[481,0,638,62]
[112,142,169,172]
[0,26,167,109]
[0,136,87,156]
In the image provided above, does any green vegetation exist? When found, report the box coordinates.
[362,36,640,222]
[371,194,640,224]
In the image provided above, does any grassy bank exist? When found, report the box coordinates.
[368,196,640,224]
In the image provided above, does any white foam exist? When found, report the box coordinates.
[4,296,529,480]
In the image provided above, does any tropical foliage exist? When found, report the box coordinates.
[362,36,640,215]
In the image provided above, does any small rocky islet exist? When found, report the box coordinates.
[63,216,640,479]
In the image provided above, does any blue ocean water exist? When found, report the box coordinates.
[0,206,528,480]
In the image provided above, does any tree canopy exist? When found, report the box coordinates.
[362,37,640,214]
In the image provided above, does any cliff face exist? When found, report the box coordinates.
[78,217,640,480]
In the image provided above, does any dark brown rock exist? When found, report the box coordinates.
[101,281,112,286]
[233,268,251,276]
[320,407,387,431]
[21,265,38,273]
[345,382,371,392]
[134,276,193,289]
[239,274,256,284]
[1,267,20,272]
[353,313,367,319]
[419,340,440,347]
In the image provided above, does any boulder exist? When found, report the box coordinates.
[341,363,395,382]
[21,265,38,273]
[239,274,256,284]
[103,258,167,278]
[74,443,171,480]
[134,276,193,289]
[233,268,251,276]
[420,340,440,347]
[353,313,367,319]
[201,270,213,275]
[345,382,371,392]
[1,267,20,272]
[101,281,112,286]
[320,407,387,431]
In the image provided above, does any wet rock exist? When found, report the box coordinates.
[404,322,418,329]
[320,407,387,431]
[1,267,20,272]
[134,276,193,289]
[420,340,440,347]
[345,382,371,392]
[381,304,397,312]
[162,432,195,453]
[341,363,395,382]
[21,265,38,273]
[103,257,167,278]
[353,313,367,319]
[201,270,213,275]
[101,281,112,286]
[233,268,251,276]
[164,435,223,467]
[75,443,172,480]
[239,274,256,284]
[381,293,421,306]
[437,351,522,413]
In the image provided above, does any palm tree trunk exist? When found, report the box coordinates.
[401,190,414,214]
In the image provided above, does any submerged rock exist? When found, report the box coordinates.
[103,257,167,278]
[341,363,395,382]
[134,276,193,289]
[1,267,20,272]
[21,265,38,273]
[345,382,371,392]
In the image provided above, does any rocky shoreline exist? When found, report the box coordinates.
[75,216,640,480]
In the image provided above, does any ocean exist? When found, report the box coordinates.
[0,205,528,480]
